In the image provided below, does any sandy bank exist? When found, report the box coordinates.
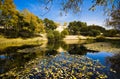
[84,42,120,53]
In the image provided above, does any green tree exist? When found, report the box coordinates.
[80,26,90,36]
[104,29,120,37]
[61,29,69,38]
[68,21,87,35]
[90,29,100,37]
[44,18,57,31]
[88,25,106,33]
[53,31,61,41]
[47,30,62,41]
[80,25,101,36]
[47,30,55,41]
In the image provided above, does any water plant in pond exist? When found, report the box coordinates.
[21,53,109,79]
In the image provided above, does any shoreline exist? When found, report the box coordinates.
[0,35,119,50]
[0,37,48,50]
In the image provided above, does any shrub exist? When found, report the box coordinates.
[96,36,106,42]
[61,29,69,38]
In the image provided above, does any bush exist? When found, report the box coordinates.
[90,29,100,37]
[53,31,61,41]
[47,30,62,42]
[104,29,120,37]
[96,36,106,42]
[47,31,55,41]
[61,29,69,38]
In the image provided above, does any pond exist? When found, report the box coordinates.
[0,40,120,79]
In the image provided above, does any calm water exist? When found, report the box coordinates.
[0,40,120,79]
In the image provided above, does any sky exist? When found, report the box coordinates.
[14,0,108,27]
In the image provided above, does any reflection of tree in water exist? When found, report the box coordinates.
[100,39,120,48]
[45,49,58,56]
[61,42,69,51]
[47,41,68,50]
[0,45,38,74]
[46,41,65,56]
[47,41,98,55]
[109,39,120,48]
[46,41,72,56]
[68,44,98,55]
[106,54,120,72]
[47,41,61,50]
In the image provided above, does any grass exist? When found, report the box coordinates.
[0,35,47,50]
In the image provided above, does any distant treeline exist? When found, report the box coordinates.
[67,21,120,37]
[0,0,120,39]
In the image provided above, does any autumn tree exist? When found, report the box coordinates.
[18,9,45,37]
[0,0,45,38]
[1,0,19,29]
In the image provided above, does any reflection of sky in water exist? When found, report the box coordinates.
[0,40,120,78]
[86,52,114,65]
[0,55,6,60]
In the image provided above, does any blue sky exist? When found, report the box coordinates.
[14,0,107,26]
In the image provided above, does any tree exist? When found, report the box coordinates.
[0,0,46,38]
[0,0,20,37]
[88,25,106,33]
[0,0,19,31]
[38,0,119,14]
[0,0,2,9]
[38,0,120,29]
[44,18,57,31]
[53,31,61,41]
[104,29,120,37]
[61,29,69,38]
[89,29,100,37]
[106,9,120,30]
[36,17,45,33]
[80,26,90,36]
[68,21,87,35]
[47,30,61,41]
[47,30,55,41]
[79,25,102,36]
[18,9,45,37]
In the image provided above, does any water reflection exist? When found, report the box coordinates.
[47,41,98,55]
[0,40,120,79]
[0,45,39,74]
[106,54,120,72]
[68,45,98,55]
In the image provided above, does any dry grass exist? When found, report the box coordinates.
[0,36,47,50]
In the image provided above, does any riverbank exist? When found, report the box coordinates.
[84,42,120,53]
[0,35,119,50]
[0,36,47,50]
[64,35,120,40]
